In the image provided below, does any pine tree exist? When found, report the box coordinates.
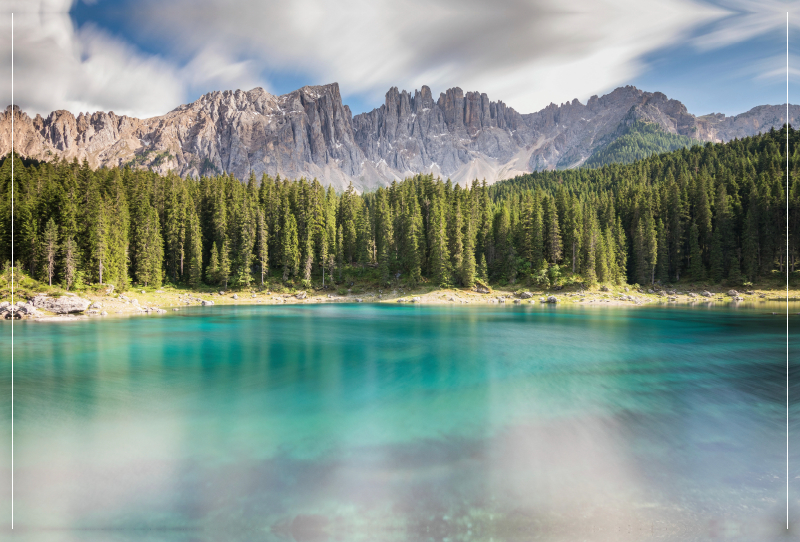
[256,209,268,287]
[208,241,220,285]
[581,206,599,284]
[477,253,488,282]
[543,195,562,264]
[41,217,59,286]
[449,198,464,284]
[688,221,705,281]
[428,198,451,286]
[219,240,231,289]
[134,205,163,288]
[88,190,109,284]
[708,228,724,283]
[282,213,299,281]
[61,235,78,290]
[336,224,344,281]
[655,219,669,284]
[186,210,203,288]
[461,216,476,288]
[614,217,628,284]
[403,190,424,285]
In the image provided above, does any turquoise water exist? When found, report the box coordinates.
[1,304,798,541]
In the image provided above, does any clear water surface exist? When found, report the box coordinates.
[1,303,798,541]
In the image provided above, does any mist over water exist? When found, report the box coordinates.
[1,304,798,541]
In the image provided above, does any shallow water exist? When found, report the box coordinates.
[1,303,799,541]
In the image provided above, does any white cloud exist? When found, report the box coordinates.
[0,5,184,117]
[745,54,800,82]
[125,0,726,114]
[3,0,784,118]
[692,0,800,51]
[0,0,271,118]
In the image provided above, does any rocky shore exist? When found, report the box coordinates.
[1,284,794,322]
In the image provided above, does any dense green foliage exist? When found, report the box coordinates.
[1,125,797,292]
[584,120,700,168]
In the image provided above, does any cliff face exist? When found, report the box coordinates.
[2,82,797,190]
[0,84,374,191]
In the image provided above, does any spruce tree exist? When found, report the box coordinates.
[688,221,705,281]
[461,216,476,288]
[42,217,59,286]
[449,198,464,284]
[256,209,268,287]
[336,224,344,281]
[208,242,220,285]
[61,235,78,290]
[428,198,451,286]
[282,214,299,281]
[186,210,203,288]
[219,240,231,289]
[655,219,669,284]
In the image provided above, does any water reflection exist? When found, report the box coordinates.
[0,304,798,541]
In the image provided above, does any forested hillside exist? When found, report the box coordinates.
[1,125,797,292]
[583,120,700,168]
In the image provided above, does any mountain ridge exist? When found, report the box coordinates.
[1,82,797,191]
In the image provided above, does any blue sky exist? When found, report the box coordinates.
[3,0,797,118]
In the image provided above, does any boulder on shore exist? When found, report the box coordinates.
[727,290,739,297]
[32,294,90,314]
[519,291,533,299]
[547,296,558,304]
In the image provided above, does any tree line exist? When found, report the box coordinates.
[0,125,797,291]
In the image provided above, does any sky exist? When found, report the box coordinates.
[0,0,796,119]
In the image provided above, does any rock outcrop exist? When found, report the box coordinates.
[2,83,797,190]
[32,294,90,314]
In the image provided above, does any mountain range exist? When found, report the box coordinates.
[1,83,796,191]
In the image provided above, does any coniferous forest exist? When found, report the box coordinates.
[1,125,797,293]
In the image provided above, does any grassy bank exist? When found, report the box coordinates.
[2,264,799,319]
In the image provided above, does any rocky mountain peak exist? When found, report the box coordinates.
[1,82,797,190]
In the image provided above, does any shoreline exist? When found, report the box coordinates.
[6,285,799,322]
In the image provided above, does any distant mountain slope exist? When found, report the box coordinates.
[583,120,700,168]
[1,83,797,190]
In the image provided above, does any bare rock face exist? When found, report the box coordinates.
[2,83,797,190]
[32,294,91,314]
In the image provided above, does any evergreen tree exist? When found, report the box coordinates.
[41,217,59,286]
[688,221,705,281]
[282,213,299,281]
[256,209,268,287]
[61,235,78,290]
[428,198,451,286]
[655,219,669,283]
[461,216,476,288]
[219,240,231,288]
[186,210,203,288]
[449,198,464,284]
[336,224,344,281]
[207,241,220,285]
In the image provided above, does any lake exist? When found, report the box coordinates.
[1,303,798,541]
